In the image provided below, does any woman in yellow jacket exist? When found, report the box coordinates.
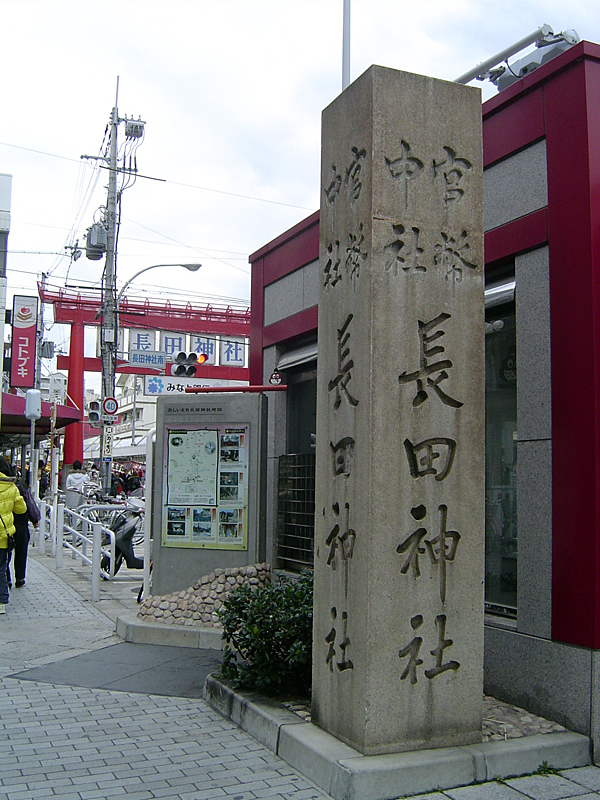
[0,456,27,614]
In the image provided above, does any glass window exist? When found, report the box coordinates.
[484,303,517,616]
[286,369,317,455]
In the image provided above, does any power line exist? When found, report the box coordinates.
[6,221,250,259]
[0,139,315,211]
[124,217,250,274]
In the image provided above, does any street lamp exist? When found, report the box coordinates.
[99,262,202,493]
[116,262,202,307]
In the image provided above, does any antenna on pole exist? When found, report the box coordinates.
[342,0,351,90]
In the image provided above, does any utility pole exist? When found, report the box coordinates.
[99,85,120,494]
[81,79,145,493]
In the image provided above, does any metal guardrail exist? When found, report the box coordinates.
[38,500,118,602]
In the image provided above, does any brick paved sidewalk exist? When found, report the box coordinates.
[0,678,332,800]
[1,549,599,800]
[0,551,332,800]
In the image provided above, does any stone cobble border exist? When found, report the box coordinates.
[137,562,271,627]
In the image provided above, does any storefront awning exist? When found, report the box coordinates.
[1,392,80,443]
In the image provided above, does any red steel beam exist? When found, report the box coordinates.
[39,284,251,337]
[185,385,287,393]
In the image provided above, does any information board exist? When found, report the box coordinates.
[161,424,249,550]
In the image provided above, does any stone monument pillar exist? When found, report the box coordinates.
[312,66,484,756]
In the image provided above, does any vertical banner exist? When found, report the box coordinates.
[10,295,38,389]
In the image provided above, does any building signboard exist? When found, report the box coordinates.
[102,425,114,461]
[143,376,247,396]
[152,393,267,596]
[129,350,167,369]
[10,295,38,389]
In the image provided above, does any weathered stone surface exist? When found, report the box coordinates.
[313,65,484,756]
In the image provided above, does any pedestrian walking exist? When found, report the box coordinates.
[65,460,89,508]
[0,456,28,615]
[7,476,40,589]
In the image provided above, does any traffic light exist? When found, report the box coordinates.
[88,400,101,424]
[172,351,208,377]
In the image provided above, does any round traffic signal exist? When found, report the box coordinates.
[88,400,101,424]
[173,352,207,376]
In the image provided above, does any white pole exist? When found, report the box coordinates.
[91,521,101,602]
[342,0,351,90]
[454,24,553,84]
[51,447,59,503]
[51,492,58,557]
[39,500,46,555]
[142,428,156,601]
[55,503,64,568]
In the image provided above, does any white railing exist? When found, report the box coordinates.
[38,500,118,601]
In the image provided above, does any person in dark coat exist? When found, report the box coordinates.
[8,479,38,588]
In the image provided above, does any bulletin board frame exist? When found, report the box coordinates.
[161,424,250,550]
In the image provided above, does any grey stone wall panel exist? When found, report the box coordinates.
[516,439,553,638]
[484,140,548,232]
[516,246,552,442]
[485,624,592,736]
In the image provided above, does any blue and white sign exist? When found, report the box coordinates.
[160,332,186,356]
[129,350,168,368]
[219,336,246,367]
[129,329,156,352]
[190,335,217,365]
[143,376,248,396]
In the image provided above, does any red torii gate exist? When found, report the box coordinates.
[38,283,251,464]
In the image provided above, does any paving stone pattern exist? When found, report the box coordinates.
[0,680,331,800]
[408,767,600,800]
[1,549,599,799]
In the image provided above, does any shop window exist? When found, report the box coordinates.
[484,302,517,617]
[286,370,317,455]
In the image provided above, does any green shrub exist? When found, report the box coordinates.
[218,569,313,696]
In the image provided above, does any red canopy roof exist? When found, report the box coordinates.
[1,393,80,441]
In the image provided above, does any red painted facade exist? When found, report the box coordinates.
[250,42,600,649]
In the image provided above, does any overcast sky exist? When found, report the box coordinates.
[1,0,598,379]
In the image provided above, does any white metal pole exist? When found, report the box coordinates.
[55,504,64,568]
[342,0,351,90]
[39,500,46,555]
[142,427,156,601]
[51,493,58,557]
[91,521,101,602]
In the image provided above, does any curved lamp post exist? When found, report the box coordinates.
[100,262,202,492]
[117,262,202,306]
[117,260,202,439]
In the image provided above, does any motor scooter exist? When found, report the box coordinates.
[101,499,144,576]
